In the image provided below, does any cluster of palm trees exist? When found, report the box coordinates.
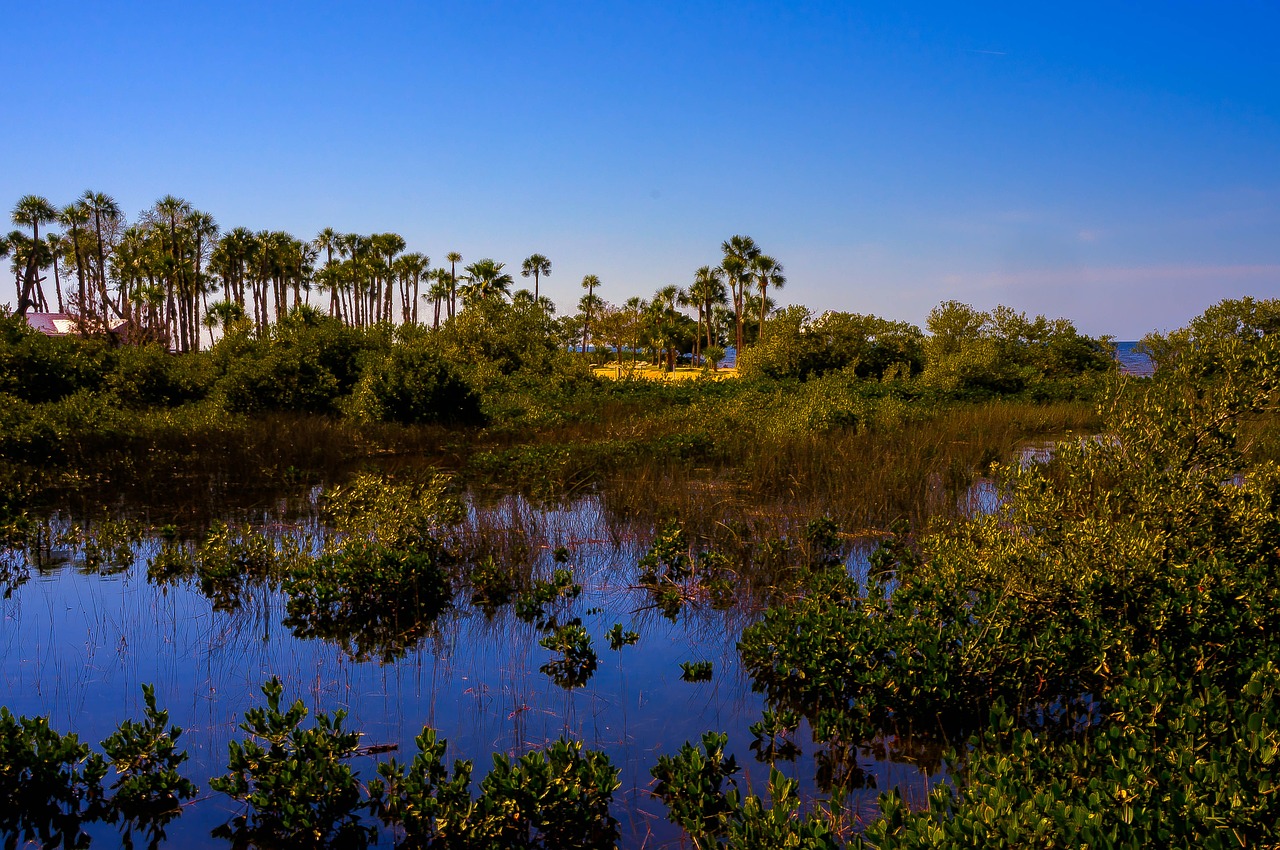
[581,235,785,367]
[7,192,785,363]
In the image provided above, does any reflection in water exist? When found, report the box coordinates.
[0,494,942,847]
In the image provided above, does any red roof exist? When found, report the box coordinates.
[24,313,81,336]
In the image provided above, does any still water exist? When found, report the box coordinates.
[0,495,931,847]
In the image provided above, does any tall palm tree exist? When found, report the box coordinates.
[580,274,601,356]
[370,232,406,321]
[427,270,451,329]
[689,265,728,355]
[186,209,219,351]
[148,196,200,348]
[751,255,785,341]
[45,233,66,313]
[81,191,123,321]
[394,252,429,324]
[446,251,462,319]
[58,204,90,326]
[651,284,685,371]
[337,233,366,325]
[721,234,760,353]
[313,227,341,317]
[460,259,513,304]
[521,253,552,302]
[11,195,57,315]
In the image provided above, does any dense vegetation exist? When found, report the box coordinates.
[13,191,1279,847]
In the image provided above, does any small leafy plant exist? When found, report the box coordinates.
[606,623,639,650]
[680,661,714,683]
[210,677,374,848]
[0,708,107,850]
[372,728,621,848]
[539,622,599,689]
[100,685,199,849]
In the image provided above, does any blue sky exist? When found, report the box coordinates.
[4,1,1277,337]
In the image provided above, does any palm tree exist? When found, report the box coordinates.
[427,270,451,329]
[313,228,341,317]
[689,265,728,356]
[0,235,9,301]
[580,274,601,356]
[58,204,90,327]
[752,255,785,341]
[623,296,645,369]
[11,195,57,315]
[394,252,429,324]
[370,232,406,321]
[185,209,219,351]
[721,235,760,353]
[81,191,123,321]
[337,233,366,325]
[203,298,247,344]
[460,259,514,304]
[446,251,462,319]
[650,284,685,371]
[521,253,552,302]
[45,233,66,313]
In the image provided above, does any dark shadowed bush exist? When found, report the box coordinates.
[106,345,212,408]
[211,309,373,414]
[0,310,110,403]
[347,343,484,426]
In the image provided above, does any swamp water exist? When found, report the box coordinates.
[0,492,942,847]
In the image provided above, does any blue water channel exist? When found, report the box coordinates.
[0,495,934,847]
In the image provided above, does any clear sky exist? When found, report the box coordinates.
[4,1,1277,337]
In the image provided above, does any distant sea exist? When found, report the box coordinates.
[1114,341,1155,377]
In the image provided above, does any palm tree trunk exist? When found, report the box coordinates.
[70,225,87,331]
[758,282,768,342]
[51,249,63,313]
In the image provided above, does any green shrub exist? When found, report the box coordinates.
[372,729,620,849]
[0,708,107,849]
[652,732,837,849]
[346,342,483,426]
[212,312,372,414]
[100,685,199,848]
[0,309,110,403]
[538,623,599,688]
[284,541,453,662]
[105,345,212,408]
[211,677,374,848]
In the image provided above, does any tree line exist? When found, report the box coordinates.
[5,192,787,360]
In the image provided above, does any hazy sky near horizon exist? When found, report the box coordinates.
[4,1,1278,338]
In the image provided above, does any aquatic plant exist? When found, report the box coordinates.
[749,709,802,763]
[680,661,714,683]
[467,554,517,615]
[651,732,837,849]
[211,677,374,848]
[0,687,198,850]
[99,685,199,849]
[605,623,639,650]
[74,517,143,575]
[0,708,107,849]
[321,471,463,551]
[195,522,304,611]
[513,567,581,629]
[372,728,620,848]
[538,622,599,689]
[284,540,453,663]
